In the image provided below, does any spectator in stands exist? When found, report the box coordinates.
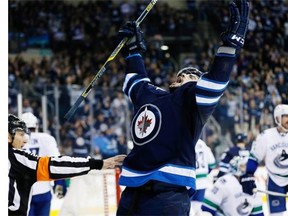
[69,125,91,158]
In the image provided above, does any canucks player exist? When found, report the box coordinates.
[246,104,288,215]
[190,139,216,216]
[116,0,250,215]
[201,156,264,216]
[21,112,66,216]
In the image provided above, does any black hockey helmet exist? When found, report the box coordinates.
[176,67,205,79]
[8,114,28,135]
[234,133,247,143]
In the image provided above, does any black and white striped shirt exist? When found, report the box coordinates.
[8,145,103,216]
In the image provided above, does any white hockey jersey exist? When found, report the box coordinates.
[249,127,288,186]
[202,173,263,216]
[23,132,60,195]
[195,139,216,190]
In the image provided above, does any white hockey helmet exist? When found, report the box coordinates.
[229,156,248,176]
[21,112,38,129]
[274,104,288,132]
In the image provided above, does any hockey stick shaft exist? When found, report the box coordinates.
[64,0,158,120]
[255,189,288,197]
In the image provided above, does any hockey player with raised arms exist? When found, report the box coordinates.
[245,104,288,215]
[116,0,250,215]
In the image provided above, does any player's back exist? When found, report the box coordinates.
[195,139,216,182]
[203,173,263,216]
[24,132,60,195]
[25,132,59,156]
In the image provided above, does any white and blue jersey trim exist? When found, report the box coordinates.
[119,163,196,189]
[122,73,151,100]
[196,94,222,106]
[122,73,137,93]
[196,77,228,105]
[197,77,229,92]
[219,162,230,172]
[125,53,142,59]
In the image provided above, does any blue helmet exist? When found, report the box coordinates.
[234,133,247,143]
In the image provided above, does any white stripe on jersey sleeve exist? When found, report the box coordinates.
[15,154,37,170]
[50,166,90,174]
[51,156,88,163]
[196,94,222,105]
[197,78,229,91]
[122,73,137,93]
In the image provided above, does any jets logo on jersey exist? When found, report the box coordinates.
[131,104,162,146]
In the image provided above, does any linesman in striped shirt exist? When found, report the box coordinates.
[8,114,126,216]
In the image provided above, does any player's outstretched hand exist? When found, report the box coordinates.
[221,0,249,51]
[102,154,126,169]
[117,21,147,58]
[239,173,256,195]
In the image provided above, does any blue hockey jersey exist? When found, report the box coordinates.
[218,145,250,177]
[119,49,236,193]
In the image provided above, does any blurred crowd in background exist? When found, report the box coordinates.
[8,0,288,161]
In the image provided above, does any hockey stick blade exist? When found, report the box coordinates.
[64,0,158,120]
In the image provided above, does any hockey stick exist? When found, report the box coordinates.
[64,0,158,120]
[255,189,288,197]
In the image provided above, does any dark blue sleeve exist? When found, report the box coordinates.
[195,47,237,123]
[246,157,258,175]
[122,54,168,108]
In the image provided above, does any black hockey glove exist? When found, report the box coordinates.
[221,0,249,51]
[240,174,256,195]
[117,21,146,58]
